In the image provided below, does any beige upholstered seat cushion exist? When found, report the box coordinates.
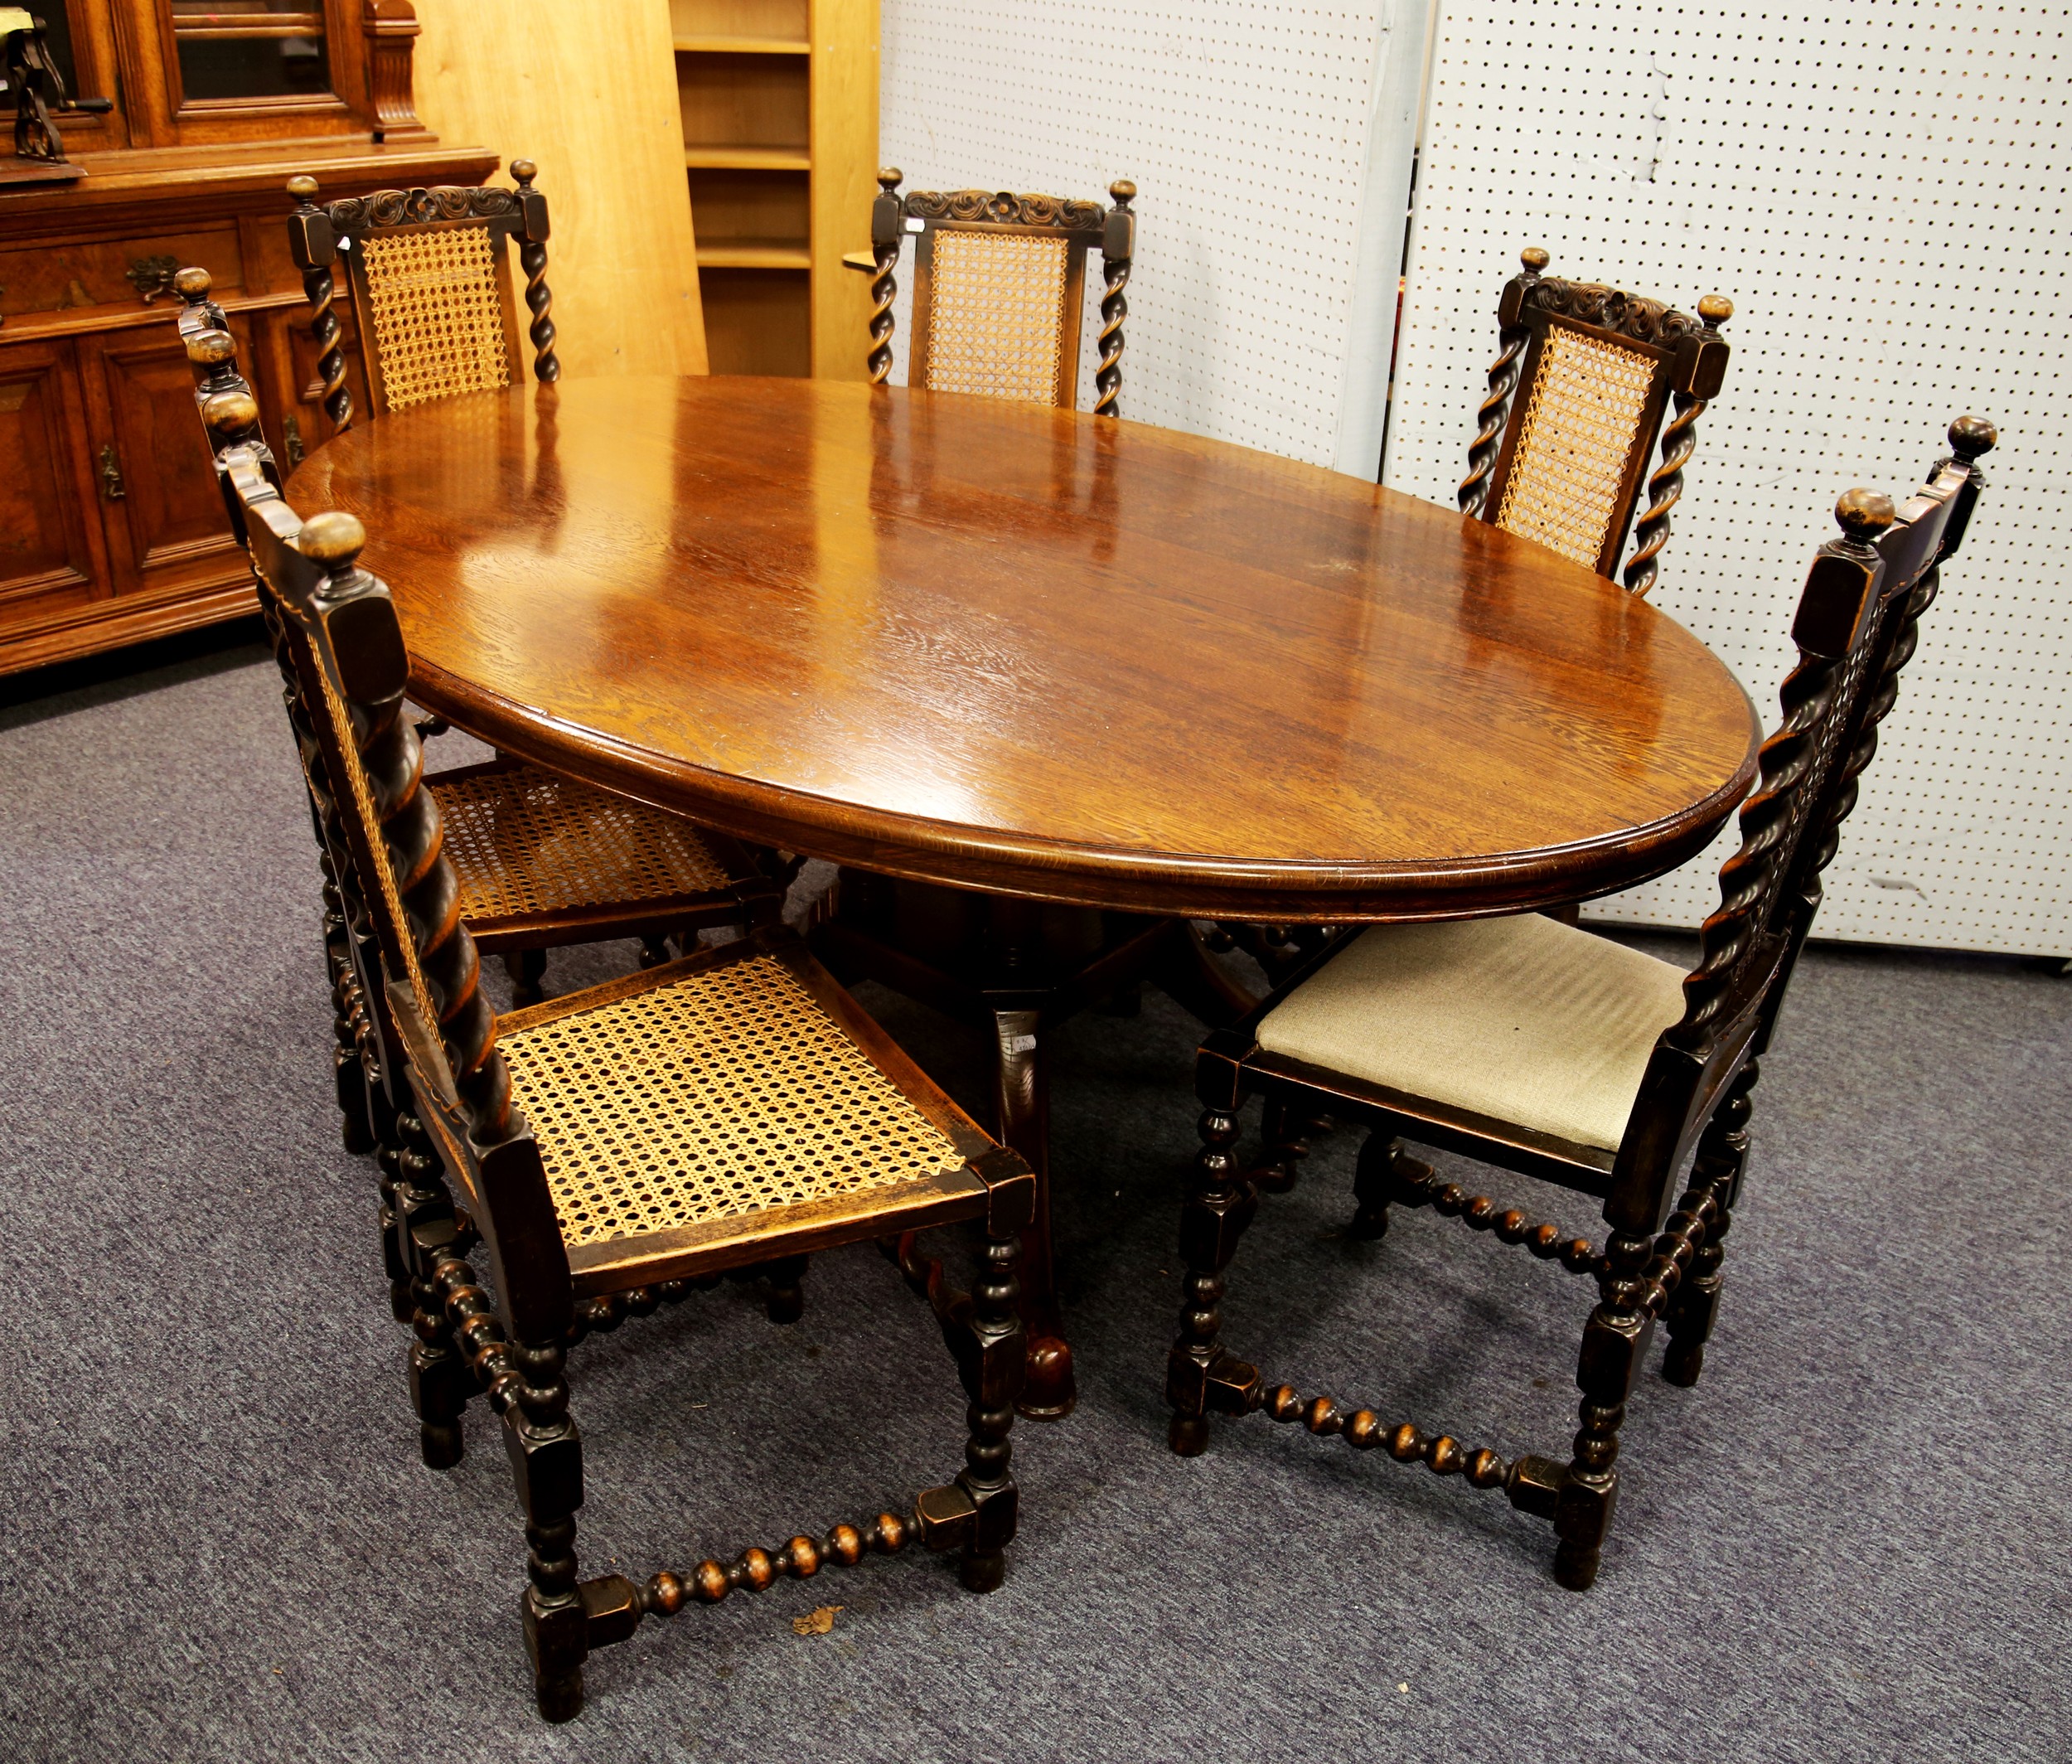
[1254,914,1689,1153]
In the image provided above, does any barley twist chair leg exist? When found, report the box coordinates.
[1553,1227,1653,1590]
[1165,1107,1263,1456]
[918,1231,1024,1593]
[1663,1057,1759,1386]
[322,891,375,1155]
[1251,1094,1307,1192]
[1347,1131,1434,1241]
[395,1112,470,1466]
[506,1338,587,1723]
[372,1129,415,1324]
[503,948,548,1007]
[758,1253,809,1325]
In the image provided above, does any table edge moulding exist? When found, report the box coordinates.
[295,375,1764,925]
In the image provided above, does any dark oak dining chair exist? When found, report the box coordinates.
[1164,418,1995,1590]
[1463,248,1735,598]
[286,158,559,435]
[220,439,1038,1722]
[861,169,1136,414]
[177,264,776,1047]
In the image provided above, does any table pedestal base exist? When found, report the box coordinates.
[811,874,1256,1420]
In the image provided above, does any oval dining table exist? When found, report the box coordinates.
[295,375,1762,1422]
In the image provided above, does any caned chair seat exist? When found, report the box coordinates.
[498,951,975,1256]
[428,763,738,930]
[1254,914,1688,1154]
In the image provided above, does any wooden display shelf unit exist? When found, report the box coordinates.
[0,0,494,675]
[670,0,875,380]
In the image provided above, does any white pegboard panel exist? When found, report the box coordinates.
[1385,0,2071,957]
[879,2,1426,471]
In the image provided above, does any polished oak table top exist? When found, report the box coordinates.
[295,377,1761,920]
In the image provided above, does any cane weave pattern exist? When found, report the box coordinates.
[497,956,966,1248]
[922,230,1070,405]
[429,767,734,922]
[309,656,443,1038]
[358,225,511,412]
[1494,327,1658,569]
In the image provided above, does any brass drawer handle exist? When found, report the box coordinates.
[99,443,125,498]
[125,254,180,304]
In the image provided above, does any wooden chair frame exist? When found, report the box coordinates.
[1461,248,1734,596]
[177,262,774,991]
[1169,418,1995,1589]
[864,170,1136,415]
[287,157,559,434]
[223,443,1039,1723]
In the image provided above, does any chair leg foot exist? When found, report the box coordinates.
[535,1669,583,1723]
[1169,1414,1209,1457]
[419,1421,462,1469]
[959,1551,1006,1594]
[1553,1540,1601,1591]
[1660,1342,1705,1387]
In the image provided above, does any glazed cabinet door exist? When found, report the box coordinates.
[74,316,259,603]
[0,337,109,629]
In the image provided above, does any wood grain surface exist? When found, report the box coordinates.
[409,0,709,378]
[292,376,1761,920]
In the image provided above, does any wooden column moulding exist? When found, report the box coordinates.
[362,0,432,144]
[0,0,492,675]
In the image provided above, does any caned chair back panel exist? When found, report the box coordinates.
[1462,251,1734,595]
[913,222,1088,407]
[355,220,515,411]
[287,162,560,434]
[1491,319,1669,569]
[869,175,1136,415]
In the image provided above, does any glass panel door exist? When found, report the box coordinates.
[169,0,330,100]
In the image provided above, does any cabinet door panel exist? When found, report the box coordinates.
[79,318,254,598]
[274,303,369,468]
[0,337,107,618]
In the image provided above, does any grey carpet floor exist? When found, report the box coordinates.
[1,636,2066,1764]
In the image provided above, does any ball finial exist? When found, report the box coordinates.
[1697,293,1734,327]
[877,167,903,192]
[185,328,238,368]
[1948,414,1997,462]
[511,158,537,187]
[173,266,213,301]
[1835,488,1896,544]
[202,388,259,437]
[1109,178,1136,206]
[298,511,367,568]
[287,174,319,202]
[1521,246,1551,273]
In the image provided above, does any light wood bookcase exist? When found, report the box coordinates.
[672,0,877,379]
